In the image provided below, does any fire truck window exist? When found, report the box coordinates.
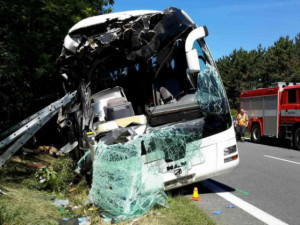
[288,89,296,103]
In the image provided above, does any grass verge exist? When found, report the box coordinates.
[0,154,215,225]
[0,182,60,225]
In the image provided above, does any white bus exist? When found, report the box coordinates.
[60,7,239,192]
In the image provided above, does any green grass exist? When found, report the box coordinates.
[138,196,216,225]
[0,183,60,225]
[230,109,238,117]
[0,180,216,225]
[0,154,77,225]
[245,131,250,138]
[0,154,216,225]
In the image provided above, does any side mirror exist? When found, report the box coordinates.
[185,26,209,73]
[186,49,200,73]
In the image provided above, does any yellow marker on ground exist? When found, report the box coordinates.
[191,187,201,201]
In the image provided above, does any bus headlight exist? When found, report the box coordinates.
[224,145,237,156]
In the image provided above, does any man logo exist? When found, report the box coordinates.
[174,168,182,175]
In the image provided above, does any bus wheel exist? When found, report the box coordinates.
[251,124,261,143]
[293,128,300,150]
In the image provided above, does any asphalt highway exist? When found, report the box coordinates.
[180,139,300,225]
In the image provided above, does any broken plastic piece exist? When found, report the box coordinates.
[213,210,222,215]
[0,188,7,195]
[78,217,91,225]
[115,115,147,128]
[56,141,78,155]
[54,199,70,208]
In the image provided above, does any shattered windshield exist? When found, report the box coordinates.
[194,39,230,116]
[184,38,232,135]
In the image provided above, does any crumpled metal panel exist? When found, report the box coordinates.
[57,7,195,84]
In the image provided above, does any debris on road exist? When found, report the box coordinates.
[213,211,222,215]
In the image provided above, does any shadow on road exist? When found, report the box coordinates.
[244,137,300,152]
[167,179,235,197]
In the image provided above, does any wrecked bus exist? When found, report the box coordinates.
[0,7,239,222]
[56,7,240,220]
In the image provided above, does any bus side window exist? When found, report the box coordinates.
[288,89,296,103]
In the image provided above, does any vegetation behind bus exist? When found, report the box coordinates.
[217,34,300,110]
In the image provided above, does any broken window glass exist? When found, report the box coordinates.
[194,39,229,116]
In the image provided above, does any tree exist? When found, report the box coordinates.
[217,46,265,109]
[263,36,295,83]
[0,0,114,132]
[217,33,300,110]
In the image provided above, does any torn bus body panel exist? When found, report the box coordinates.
[57,7,196,88]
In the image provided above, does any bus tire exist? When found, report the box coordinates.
[293,128,300,150]
[251,124,261,143]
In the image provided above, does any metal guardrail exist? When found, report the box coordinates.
[0,91,77,167]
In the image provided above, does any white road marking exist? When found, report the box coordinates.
[264,155,300,165]
[201,180,288,225]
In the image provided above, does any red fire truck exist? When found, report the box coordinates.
[240,82,300,150]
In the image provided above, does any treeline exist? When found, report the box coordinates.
[0,0,114,132]
[217,34,300,109]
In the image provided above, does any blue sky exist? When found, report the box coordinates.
[113,0,300,59]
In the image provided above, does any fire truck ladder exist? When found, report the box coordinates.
[0,91,77,167]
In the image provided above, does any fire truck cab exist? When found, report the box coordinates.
[240,82,300,150]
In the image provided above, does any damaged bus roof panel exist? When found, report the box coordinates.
[69,10,161,33]
[64,10,161,53]
[60,7,196,67]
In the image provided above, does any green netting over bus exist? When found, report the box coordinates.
[88,119,206,223]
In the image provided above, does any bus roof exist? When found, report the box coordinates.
[69,10,161,33]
